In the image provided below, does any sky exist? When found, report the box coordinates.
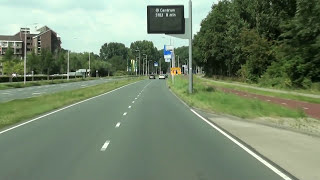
[0,0,217,54]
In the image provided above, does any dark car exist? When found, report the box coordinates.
[149,74,155,79]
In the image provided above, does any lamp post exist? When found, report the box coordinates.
[88,52,91,77]
[135,49,140,76]
[143,54,148,76]
[23,23,38,85]
[67,50,70,80]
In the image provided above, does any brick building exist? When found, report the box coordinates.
[0,26,61,75]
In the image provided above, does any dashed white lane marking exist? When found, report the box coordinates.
[128,106,131,109]
[100,140,110,151]
[303,107,309,110]
[135,98,138,100]
[190,109,292,180]
[32,92,42,95]
[123,112,127,116]
[115,122,121,128]
[281,102,287,105]
[132,101,135,104]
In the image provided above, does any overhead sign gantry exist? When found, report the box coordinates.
[147,1,193,93]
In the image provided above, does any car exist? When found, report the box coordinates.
[159,74,166,79]
[149,74,155,79]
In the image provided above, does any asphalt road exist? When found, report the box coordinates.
[0,79,291,180]
[0,78,121,103]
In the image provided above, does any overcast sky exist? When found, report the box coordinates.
[0,0,217,54]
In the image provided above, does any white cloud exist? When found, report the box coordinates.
[0,0,217,54]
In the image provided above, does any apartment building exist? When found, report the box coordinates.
[0,26,61,75]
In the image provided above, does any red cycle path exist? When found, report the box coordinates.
[220,88,320,119]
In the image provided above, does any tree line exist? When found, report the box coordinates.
[1,40,175,82]
[193,0,320,88]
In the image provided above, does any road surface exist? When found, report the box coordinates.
[0,79,291,180]
[0,78,123,103]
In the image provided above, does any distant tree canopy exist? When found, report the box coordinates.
[193,0,320,88]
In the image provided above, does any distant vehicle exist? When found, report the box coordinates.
[159,74,166,79]
[149,74,155,79]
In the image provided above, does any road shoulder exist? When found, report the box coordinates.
[197,109,320,180]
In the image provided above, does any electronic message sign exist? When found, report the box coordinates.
[147,5,185,34]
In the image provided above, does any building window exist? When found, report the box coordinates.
[27,37,31,40]
[27,48,31,51]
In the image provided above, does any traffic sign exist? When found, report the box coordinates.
[147,5,185,34]
[154,62,159,67]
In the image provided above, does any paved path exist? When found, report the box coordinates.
[0,78,121,103]
[0,80,291,180]
[222,87,320,119]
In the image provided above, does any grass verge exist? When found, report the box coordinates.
[168,75,305,119]
[201,77,320,104]
[0,77,143,129]
[0,75,136,90]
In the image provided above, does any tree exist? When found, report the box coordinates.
[1,47,23,82]
[39,49,55,80]
[99,42,128,61]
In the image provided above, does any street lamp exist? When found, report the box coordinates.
[135,49,141,76]
[143,54,148,76]
[23,23,38,85]
[67,37,78,81]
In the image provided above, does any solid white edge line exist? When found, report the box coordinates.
[115,122,121,128]
[100,140,110,151]
[0,81,141,136]
[190,109,292,180]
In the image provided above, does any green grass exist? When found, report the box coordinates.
[0,75,137,90]
[169,75,305,119]
[0,77,143,129]
[201,77,320,104]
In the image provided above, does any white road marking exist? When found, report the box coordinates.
[100,140,110,151]
[0,81,140,136]
[281,102,287,105]
[128,106,131,109]
[2,93,11,95]
[303,107,309,110]
[132,101,135,104]
[190,109,292,180]
[135,97,138,100]
[267,99,271,102]
[123,112,127,116]
[32,92,42,95]
[115,122,121,128]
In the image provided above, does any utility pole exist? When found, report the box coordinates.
[67,50,70,80]
[24,29,27,84]
[188,0,193,93]
[89,52,91,77]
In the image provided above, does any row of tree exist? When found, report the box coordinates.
[1,40,180,82]
[193,0,320,88]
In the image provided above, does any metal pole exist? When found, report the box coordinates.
[178,56,180,69]
[145,55,148,76]
[139,51,141,76]
[188,0,193,93]
[89,52,91,77]
[67,50,70,80]
[160,58,161,74]
[24,30,27,84]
